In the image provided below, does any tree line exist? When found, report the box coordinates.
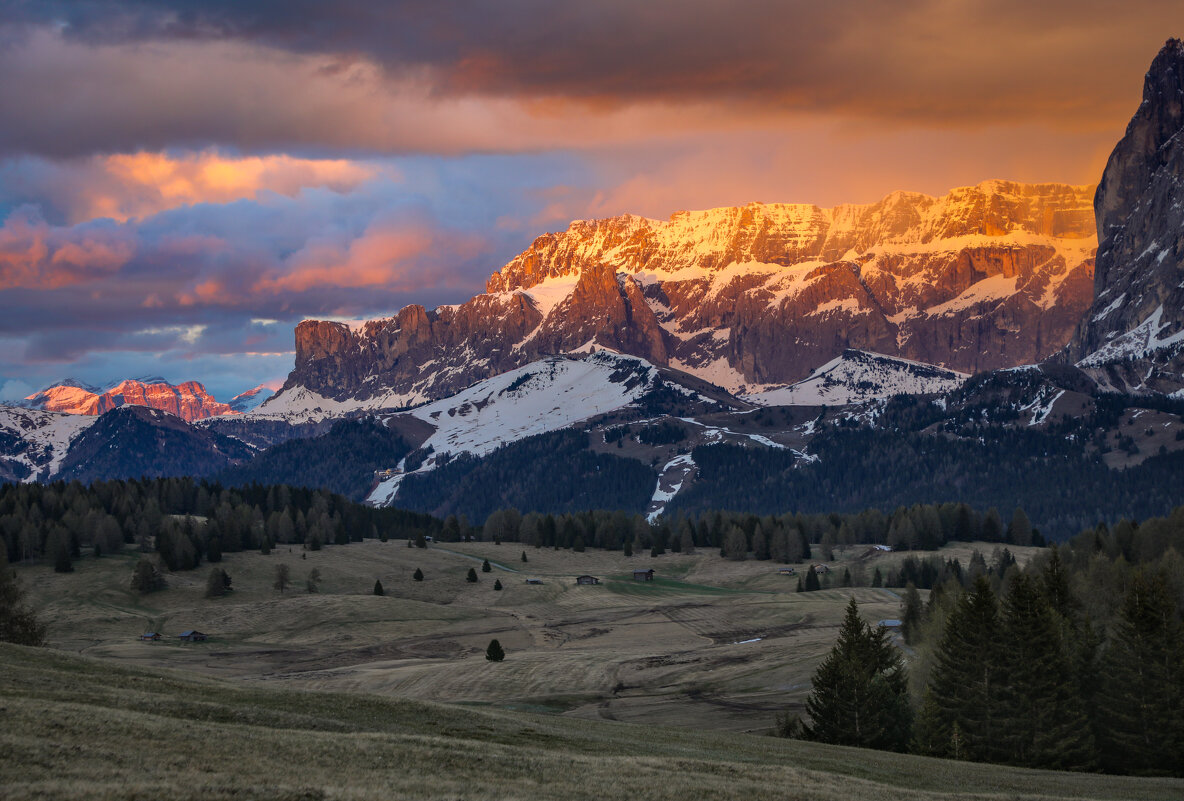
[795,504,1184,777]
[0,477,441,574]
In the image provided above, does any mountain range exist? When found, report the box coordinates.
[3,40,1184,540]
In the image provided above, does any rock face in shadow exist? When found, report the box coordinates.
[1067,39,1184,390]
[280,180,1097,408]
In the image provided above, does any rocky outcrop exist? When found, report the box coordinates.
[279,180,1096,407]
[1067,39,1184,379]
[23,378,235,422]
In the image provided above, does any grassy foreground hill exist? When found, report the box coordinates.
[2,643,1183,801]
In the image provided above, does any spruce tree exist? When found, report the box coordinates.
[998,573,1094,770]
[482,559,491,573]
[802,598,912,750]
[900,583,923,645]
[413,568,424,582]
[130,558,166,594]
[804,567,820,592]
[494,579,503,591]
[373,579,384,596]
[0,550,45,646]
[926,576,1005,763]
[466,567,478,583]
[485,638,505,662]
[521,551,528,563]
[1097,571,1183,775]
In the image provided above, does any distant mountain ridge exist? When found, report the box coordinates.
[275,179,1096,411]
[22,378,235,422]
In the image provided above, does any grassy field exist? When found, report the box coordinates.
[14,539,1039,734]
[2,642,1181,801]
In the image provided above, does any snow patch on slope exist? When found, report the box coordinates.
[0,405,96,480]
[747,350,967,406]
[368,353,660,506]
[1078,305,1184,367]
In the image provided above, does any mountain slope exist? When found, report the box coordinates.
[749,350,968,406]
[0,406,96,481]
[275,180,1095,409]
[53,405,252,483]
[1069,38,1184,390]
[22,378,235,422]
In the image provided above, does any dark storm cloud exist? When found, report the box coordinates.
[1,1,1182,157]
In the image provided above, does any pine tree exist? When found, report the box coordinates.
[204,568,231,598]
[49,529,73,573]
[910,688,947,756]
[804,567,820,592]
[466,567,478,583]
[485,638,505,662]
[801,598,912,750]
[306,568,321,593]
[481,559,491,573]
[0,550,45,646]
[872,567,883,588]
[1097,571,1184,775]
[493,579,503,591]
[796,576,804,592]
[130,558,166,594]
[413,568,424,582]
[900,583,923,645]
[998,573,1094,769]
[926,577,1005,763]
[373,579,384,596]
[521,551,528,563]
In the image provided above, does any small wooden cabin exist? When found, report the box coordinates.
[632,569,655,582]
[525,578,544,585]
[138,632,161,642]
[777,567,796,575]
[576,575,600,585]
[178,630,208,642]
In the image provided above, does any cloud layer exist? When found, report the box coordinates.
[0,4,1179,398]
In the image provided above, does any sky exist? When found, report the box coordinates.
[0,1,1182,402]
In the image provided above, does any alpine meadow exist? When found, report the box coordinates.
[2,4,1184,800]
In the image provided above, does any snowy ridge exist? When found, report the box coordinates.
[368,353,661,506]
[0,405,96,480]
[747,350,968,406]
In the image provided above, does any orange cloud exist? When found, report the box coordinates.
[78,151,380,222]
[0,211,134,289]
[253,219,486,294]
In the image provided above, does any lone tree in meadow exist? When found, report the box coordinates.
[273,563,291,594]
[306,568,321,593]
[0,550,46,646]
[481,559,491,573]
[204,568,232,598]
[521,551,528,563]
[413,568,424,582]
[373,579,384,596]
[485,638,505,662]
[466,567,479,583]
[493,579,503,591]
[801,598,912,751]
[131,558,166,594]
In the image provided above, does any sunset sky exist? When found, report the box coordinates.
[1,1,1182,401]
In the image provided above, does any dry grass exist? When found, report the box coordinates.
[13,541,1030,733]
[1,643,1181,801]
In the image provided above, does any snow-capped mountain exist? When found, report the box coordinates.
[274,179,1095,411]
[0,406,97,482]
[21,378,235,422]
[1068,39,1184,392]
[748,350,968,406]
[227,385,276,414]
[367,352,675,506]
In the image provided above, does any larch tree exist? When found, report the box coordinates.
[0,550,45,646]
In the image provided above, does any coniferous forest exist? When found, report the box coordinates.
[795,514,1184,777]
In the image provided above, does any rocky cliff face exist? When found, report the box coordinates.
[23,379,235,422]
[278,180,1096,409]
[1069,38,1184,386]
